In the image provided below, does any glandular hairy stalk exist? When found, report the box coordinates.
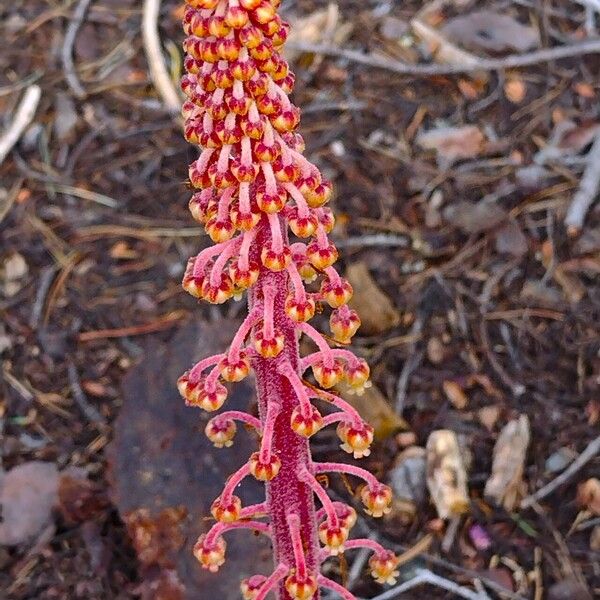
[177,1,399,598]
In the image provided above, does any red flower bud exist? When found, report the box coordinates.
[249,452,281,481]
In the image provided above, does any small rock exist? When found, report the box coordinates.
[545,446,577,474]
[388,446,427,505]
[0,461,60,546]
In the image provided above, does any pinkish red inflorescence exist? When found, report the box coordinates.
[178,0,398,598]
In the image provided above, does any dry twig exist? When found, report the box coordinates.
[286,38,600,76]
[142,0,181,114]
[521,433,600,509]
[367,568,489,600]
[0,85,41,166]
[61,0,91,99]
[564,130,600,234]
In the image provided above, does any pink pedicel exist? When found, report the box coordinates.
[178,1,399,597]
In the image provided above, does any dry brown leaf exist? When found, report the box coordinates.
[426,430,470,519]
[443,380,468,410]
[346,262,400,335]
[577,478,600,516]
[442,11,540,53]
[484,415,530,511]
[339,383,408,440]
[504,77,527,104]
[417,125,486,168]
[478,405,501,431]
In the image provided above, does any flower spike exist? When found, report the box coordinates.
[179,0,396,596]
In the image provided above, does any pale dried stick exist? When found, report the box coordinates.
[0,85,42,166]
[285,38,600,76]
[564,130,600,234]
[368,568,488,600]
[142,0,181,114]
[61,0,91,99]
[521,433,600,509]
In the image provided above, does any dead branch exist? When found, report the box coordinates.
[0,85,41,166]
[286,38,600,76]
[564,130,600,234]
[521,433,600,509]
[368,568,489,600]
[142,0,181,115]
[61,0,91,99]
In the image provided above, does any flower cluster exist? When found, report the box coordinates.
[178,0,399,597]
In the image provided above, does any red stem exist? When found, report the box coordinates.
[249,225,320,600]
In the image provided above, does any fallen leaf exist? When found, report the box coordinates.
[478,405,501,431]
[504,77,527,104]
[339,383,408,440]
[484,415,530,511]
[577,478,600,516]
[426,430,470,519]
[346,262,400,335]
[1,251,28,298]
[0,461,59,546]
[443,380,468,410]
[417,125,486,167]
[442,10,540,53]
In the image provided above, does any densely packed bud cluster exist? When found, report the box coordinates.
[178,1,398,597]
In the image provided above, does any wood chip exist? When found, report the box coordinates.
[426,430,470,519]
[484,415,530,510]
